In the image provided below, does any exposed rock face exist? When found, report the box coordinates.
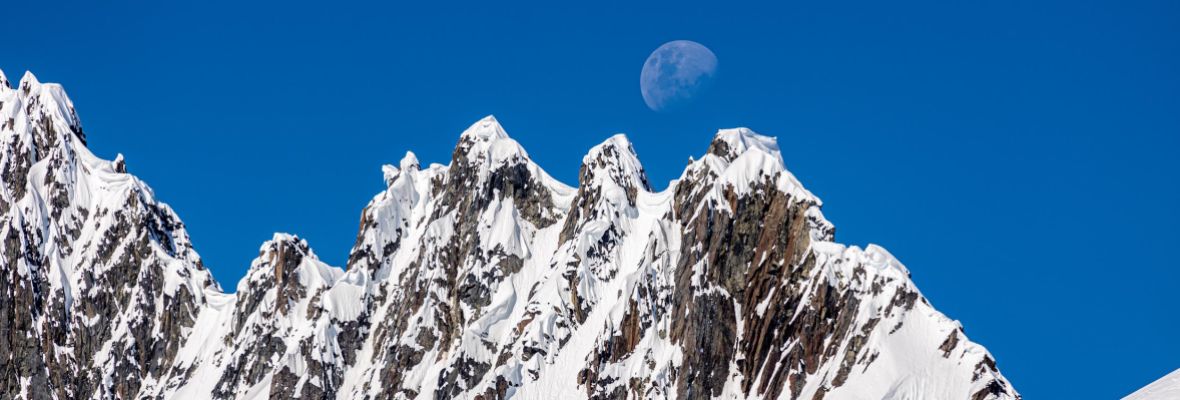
[0,72,1019,399]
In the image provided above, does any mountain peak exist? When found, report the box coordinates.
[591,133,633,155]
[382,151,423,186]
[0,69,9,90]
[262,232,313,256]
[677,126,820,208]
[460,114,509,141]
[450,115,534,177]
[708,127,785,166]
[399,150,420,171]
[252,233,315,279]
[581,133,650,192]
[241,233,343,303]
[18,70,39,90]
[3,71,85,147]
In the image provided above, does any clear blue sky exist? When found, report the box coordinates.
[4,1,1178,398]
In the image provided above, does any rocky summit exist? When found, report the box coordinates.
[0,72,1019,400]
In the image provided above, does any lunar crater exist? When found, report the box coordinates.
[640,40,718,112]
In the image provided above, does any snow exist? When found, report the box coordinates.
[677,127,821,214]
[399,150,420,170]
[460,115,527,168]
[584,133,648,188]
[714,127,785,166]
[1125,368,1180,400]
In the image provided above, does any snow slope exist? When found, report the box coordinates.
[1125,368,1180,400]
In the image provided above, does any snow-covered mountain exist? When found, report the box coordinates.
[0,72,1020,400]
[0,71,217,399]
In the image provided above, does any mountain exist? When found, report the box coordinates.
[1125,369,1180,400]
[0,72,1020,400]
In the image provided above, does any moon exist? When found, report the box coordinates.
[640,40,718,112]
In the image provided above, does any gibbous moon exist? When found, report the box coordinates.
[640,40,718,112]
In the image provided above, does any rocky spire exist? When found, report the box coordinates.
[234,233,341,318]
[580,133,651,195]
[451,115,527,168]
[559,133,650,245]
[208,233,344,398]
[18,70,39,89]
[437,115,563,228]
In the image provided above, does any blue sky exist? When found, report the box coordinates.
[4,0,1178,397]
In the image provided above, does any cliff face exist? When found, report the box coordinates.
[0,72,1018,400]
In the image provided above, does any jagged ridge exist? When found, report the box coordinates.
[0,73,1019,400]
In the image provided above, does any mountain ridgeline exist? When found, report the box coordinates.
[0,72,1019,400]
